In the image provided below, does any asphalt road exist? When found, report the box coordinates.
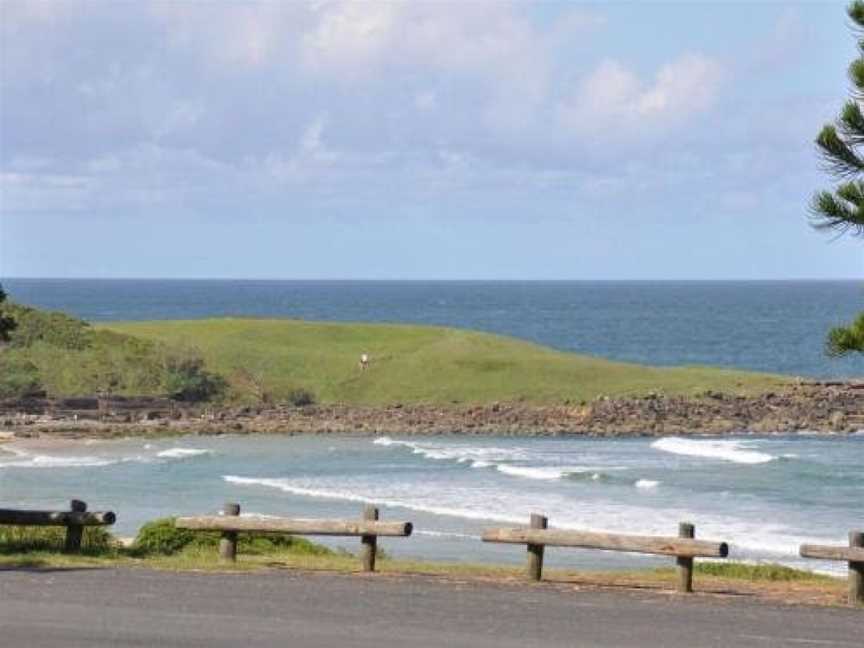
[0,568,860,647]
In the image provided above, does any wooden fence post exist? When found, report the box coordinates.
[360,506,379,572]
[850,531,864,605]
[64,500,87,553]
[219,503,241,562]
[676,522,695,593]
[526,513,548,581]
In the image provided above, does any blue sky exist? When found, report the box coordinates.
[1,0,862,279]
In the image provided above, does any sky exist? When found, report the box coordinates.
[1,0,863,280]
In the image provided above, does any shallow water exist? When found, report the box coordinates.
[2,433,861,574]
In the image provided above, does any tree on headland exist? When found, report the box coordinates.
[811,1,864,355]
[0,283,17,343]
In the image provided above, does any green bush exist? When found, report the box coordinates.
[0,524,117,555]
[4,303,93,351]
[286,388,316,407]
[0,354,43,398]
[162,352,226,402]
[133,518,335,557]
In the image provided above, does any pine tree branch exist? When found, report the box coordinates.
[849,59,864,95]
[849,0,864,30]
[810,187,864,236]
[838,101,864,145]
[816,125,864,177]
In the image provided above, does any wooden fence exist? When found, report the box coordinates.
[175,503,413,572]
[0,500,117,553]
[482,514,728,593]
[800,531,864,605]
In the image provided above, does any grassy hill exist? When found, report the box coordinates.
[104,319,787,405]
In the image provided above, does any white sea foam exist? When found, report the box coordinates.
[374,437,628,482]
[0,447,118,469]
[651,437,775,464]
[634,479,659,490]
[494,465,623,481]
[223,476,527,525]
[0,454,117,469]
[156,448,212,459]
[372,437,529,463]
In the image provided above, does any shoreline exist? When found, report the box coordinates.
[2,383,864,440]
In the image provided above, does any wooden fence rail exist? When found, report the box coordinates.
[175,503,413,572]
[483,515,728,593]
[0,500,117,553]
[800,531,864,605]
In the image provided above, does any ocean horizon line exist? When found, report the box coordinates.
[3,277,862,284]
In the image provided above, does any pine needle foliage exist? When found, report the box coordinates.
[811,2,864,355]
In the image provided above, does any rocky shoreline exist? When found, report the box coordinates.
[1,383,863,440]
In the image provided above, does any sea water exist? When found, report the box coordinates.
[1,433,861,574]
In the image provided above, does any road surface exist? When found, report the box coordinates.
[0,567,860,647]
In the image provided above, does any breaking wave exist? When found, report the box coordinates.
[373,436,626,483]
[156,448,212,459]
[651,437,775,464]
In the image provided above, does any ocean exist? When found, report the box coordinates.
[1,279,862,571]
[3,278,864,378]
[1,433,861,574]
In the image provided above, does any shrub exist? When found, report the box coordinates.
[0,354,43,398]
[0,524,117,555]
[0,284,16,342]
[285,388,316,407]
[3,303,92,350]
[133,518,335,557]
[161,351,226,402]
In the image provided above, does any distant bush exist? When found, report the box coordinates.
[285,388,316,407]
[0,524,117,556]
[133,518,335,557]
[162,351,226,402]
[0,284,16,342]
[4,303,93,351]
[0,354,43,398]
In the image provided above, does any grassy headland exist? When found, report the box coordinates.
[103,318,786,405]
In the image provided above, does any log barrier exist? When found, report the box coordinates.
[483,515,728,593]
[0,500,117,553]
[175,503,413,571]
[800,531,864,605]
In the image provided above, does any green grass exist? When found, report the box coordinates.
[689,561,833,582]
[103,318,786,405]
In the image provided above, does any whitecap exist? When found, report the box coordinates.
[156,448,212,459]
[634,479,659,490]
[651,437,774,464]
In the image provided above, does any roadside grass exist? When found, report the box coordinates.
[688,561,835,582]
[103,319,787,405]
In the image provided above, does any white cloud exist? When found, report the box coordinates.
[558,54,725,138]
